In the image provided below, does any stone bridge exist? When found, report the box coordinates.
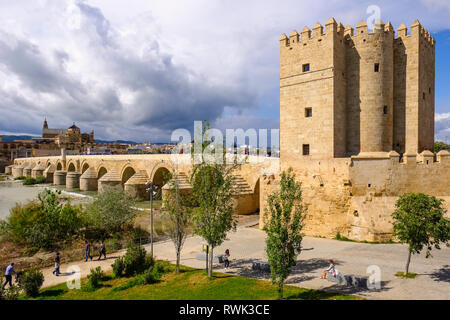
[7,153,279,217]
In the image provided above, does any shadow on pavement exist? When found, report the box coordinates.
[430,265,450,283]
[319,280,392,295]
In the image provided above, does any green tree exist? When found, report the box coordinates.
[392,193,450,275]
[83,186,137,239]
[263,168,305,299]
[2,190,82,249]
[163,170,193,273]
[190,121,238,278]
[434,141,450,154]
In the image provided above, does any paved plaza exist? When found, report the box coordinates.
[41,226,450,300]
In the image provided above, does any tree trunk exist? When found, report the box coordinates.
[176,249,181,273]
[208,246,214,278]
[278,281,283,300]
[405,250,412,275]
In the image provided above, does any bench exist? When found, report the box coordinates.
[326,272,366,288]
[252,261,271,273]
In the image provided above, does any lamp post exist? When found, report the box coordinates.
[145,181,158,258]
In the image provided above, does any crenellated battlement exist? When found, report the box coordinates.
[281,18,435,47]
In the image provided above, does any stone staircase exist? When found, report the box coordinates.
[231,174,253,195]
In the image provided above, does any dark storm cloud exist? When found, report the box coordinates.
[0,1,257,141]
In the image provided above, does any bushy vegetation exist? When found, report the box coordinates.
[1,190,83,249]
[14,176,26,180]
[1,187,141,251]
[82,186,137,241]
[21,268,44,297]
[112,243,154,278]
[392,192,450,274]
[434,141,450,153]
[23,176,47,185]
[84,267,104,291]
[264,168,305,300]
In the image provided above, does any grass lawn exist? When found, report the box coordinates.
[26,263,363,300]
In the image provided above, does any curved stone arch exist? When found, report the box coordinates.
[149,162,172,189]
[56,161,63,171]
[81,161,90,174]
[120,165,137,185]
[67,161,77,172]
[46,160,53,167]
[97,166,108,179]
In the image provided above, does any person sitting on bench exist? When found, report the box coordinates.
[321,259,337,279]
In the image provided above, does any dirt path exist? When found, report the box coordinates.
[40,226,450,300]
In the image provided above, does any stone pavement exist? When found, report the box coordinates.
[41,226,450,300]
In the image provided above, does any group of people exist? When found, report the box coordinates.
[3,244,337,289]
[51,241,107,277]
[84,240,107,262]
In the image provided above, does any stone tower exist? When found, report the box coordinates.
[280,18,435,160]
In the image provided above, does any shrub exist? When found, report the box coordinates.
[36,176,47,184]
[21,268,44,298]
[123,243,149,276]
[82,186,137,238]
[3,190,84,249]
[106,236,123,251]
[112,244,154,278]
[141,265,163,285]
[15,176,26,180]
[111,257,125,278]
[23,177,37,185]
[87,266,104,289]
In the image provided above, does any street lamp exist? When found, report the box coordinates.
[145,181,158,258]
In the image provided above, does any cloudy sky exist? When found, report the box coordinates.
[0,0,449,142]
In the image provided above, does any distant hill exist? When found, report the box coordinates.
[0,135,171,145]
[0,135,38,142]
[95,139,142,145]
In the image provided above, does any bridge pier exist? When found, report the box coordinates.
[5,165,13,175]
[80,167,98,191]
[12,163,26,178]
[43,164,55,183]
[31,163,46,179]
[98,168,122,193]
[23,163,35,177]
[124,170,149,200]
[53,170,67,186]
[66,172,81,189]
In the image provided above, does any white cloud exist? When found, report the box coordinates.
[436,112,450,142]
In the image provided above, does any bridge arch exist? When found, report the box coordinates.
[67,162,76,172]
[56,161,63,171]
[97,167,108,179]
[81,162,90,174]
[150,163,172,191]
[121,166,136,185]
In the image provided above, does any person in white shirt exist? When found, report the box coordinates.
[321,259,336,279]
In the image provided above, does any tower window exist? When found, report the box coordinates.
[423,92,426,100]
[302,144,310,156]
[302,64,310,72]
[429,87,431,94]
[305,108,312,118]
[374,63,380,72]
[383,106,388,114]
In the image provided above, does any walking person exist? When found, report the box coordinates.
[98,241,106,260]
[224,249,230,269]
[2,263,17,289]
[84,241,93,262]
[52,252,61,276]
